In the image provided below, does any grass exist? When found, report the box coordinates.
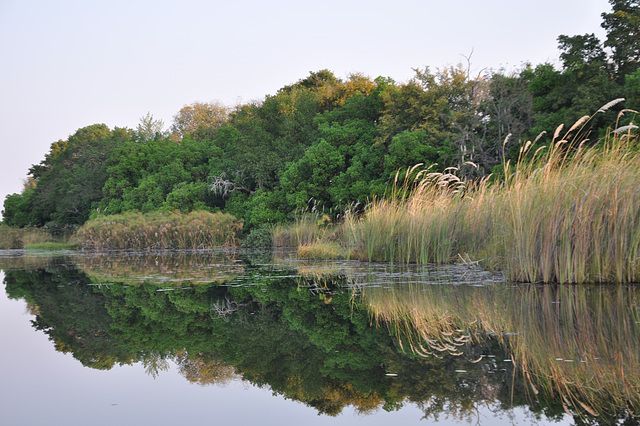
[273,211,337,247]
[0,225,53,249]
[74,210,242,250]
[25,242,78,250]
[331,105,640,284]
[297,241,344,260]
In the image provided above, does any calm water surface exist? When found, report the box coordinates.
[1,249,638,425]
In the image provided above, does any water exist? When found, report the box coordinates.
[1,249,638,425]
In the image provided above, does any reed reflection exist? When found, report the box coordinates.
[360,272,640,420]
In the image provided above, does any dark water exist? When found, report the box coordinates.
[1,249,638,426]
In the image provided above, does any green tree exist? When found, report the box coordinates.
[136,112,165,141]
[280,139,345,208]
[170,101,229,140]
[3,124,131,228]
[601,0,640,79]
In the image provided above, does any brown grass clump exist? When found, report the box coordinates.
[273,212,336,247]
[74,210,242,250]
[297,241,344,260]
[0,225,51,249]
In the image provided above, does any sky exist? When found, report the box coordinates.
[0,0,612,220]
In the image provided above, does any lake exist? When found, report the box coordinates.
[1,249,638,425]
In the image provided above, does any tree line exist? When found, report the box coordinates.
[3,0,639,233]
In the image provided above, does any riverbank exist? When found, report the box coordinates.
[282,125,640,284]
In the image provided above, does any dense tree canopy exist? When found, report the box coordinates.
[3,0,638,232]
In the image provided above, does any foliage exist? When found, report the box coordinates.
[170,101,229,140]
[2,124,131,229]
[4,0,638,240]
[339,113,640,284]
[242,225,273,248]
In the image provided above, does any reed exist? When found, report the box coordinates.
[297,240,344,260]
[342,165,496,266]
[341,106,640,283]
[74,210,242,250]
[0,225,51,249]
[273,211,336,247]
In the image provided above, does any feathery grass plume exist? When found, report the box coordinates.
[617,108,639,125]
[597,98,625,113]
[552,124,564,142]
[613,124,638,134]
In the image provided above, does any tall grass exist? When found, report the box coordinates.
[0,225,51,249]
[273,211,337,247]
[342,106,640,283]
[499,126,640,283]
[74,210,242,250]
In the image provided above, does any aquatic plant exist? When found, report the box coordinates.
[0,225,51,249]
[73,251,243,285]
[297,241,343,260]
[74,210,242,250]
[341,104,640,283]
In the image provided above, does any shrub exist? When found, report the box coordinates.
[242,226,273,248]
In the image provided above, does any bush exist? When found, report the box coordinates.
[242,226,273,248]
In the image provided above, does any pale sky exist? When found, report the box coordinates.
[0,0,612,220]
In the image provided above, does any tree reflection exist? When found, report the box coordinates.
[2,253,639,424]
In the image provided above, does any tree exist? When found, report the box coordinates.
[481,69,534,162]
[557,33,607,71]
[601,0,640,78]
[170,101,229,140]
[2,124,131,228]
[136,112,165,141]
[280,139,345,208]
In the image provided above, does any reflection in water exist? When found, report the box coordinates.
[1,251,638,424]
[360,271,640,422]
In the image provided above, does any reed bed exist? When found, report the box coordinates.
[0,225,51,249]
[74,211,242,250]
[342,107,640,283]
[499,127,640,283]
[342,167,494,266]
[273,212,337,247]
[297,241,344,260]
